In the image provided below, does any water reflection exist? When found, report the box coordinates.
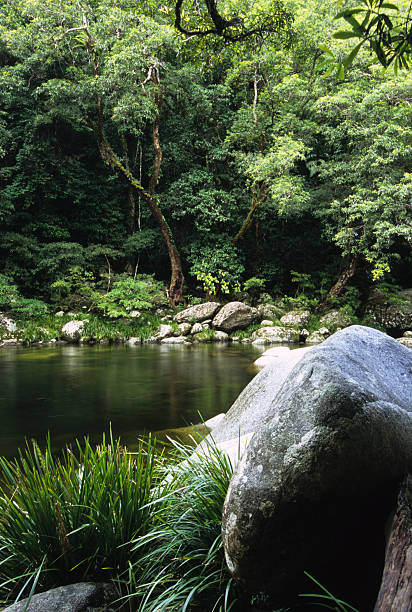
[0,343,261,457]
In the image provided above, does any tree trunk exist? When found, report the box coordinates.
[92,74,185,306]
[374,474,412,612]
[323,254,358,305]
[148,70,185,306]
[233,181,268,246]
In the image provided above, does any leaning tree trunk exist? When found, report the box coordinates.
[148,70,185,306]
[92,81,185,306]
[323,254,358,306]
[374,474,412,611]
[232,181,268,246]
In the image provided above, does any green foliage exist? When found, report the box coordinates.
[15,313,161,345]
[0,0,411,320]
[300,571,359,611]
[50,266,99,310]
[128,438,238,612]
[0,434,158,601]
[333,0,411,72]
[96,275,167,318]
[190,243,244,297]
[243,277,267,292]
[0,275,49,318]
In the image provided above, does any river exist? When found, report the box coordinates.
[0,343,262,457]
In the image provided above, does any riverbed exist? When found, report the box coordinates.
[0,343,262,457]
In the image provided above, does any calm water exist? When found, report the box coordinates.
[0,343,262,457]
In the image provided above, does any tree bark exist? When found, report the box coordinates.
[323,254,358,305]
[232,181,268,246]
[374,474,412,612]
[91,72,185,305]
[148,69,185,306]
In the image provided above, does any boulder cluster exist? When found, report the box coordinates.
[129,302,356,346]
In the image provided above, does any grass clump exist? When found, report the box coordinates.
[0,434,158,606]
[124,439,238,612]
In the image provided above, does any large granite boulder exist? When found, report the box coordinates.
[2,582,116,611]
[222,326,412,610]
[203,348,311,448]
[212,302,257,332]
[173,302,220,323]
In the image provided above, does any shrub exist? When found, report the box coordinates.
[0,275,49,318]
[96,275,167,318]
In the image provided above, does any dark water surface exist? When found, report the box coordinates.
[0,343,262,457]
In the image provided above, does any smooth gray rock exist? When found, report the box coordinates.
[203,348,309,447]
[222,326,412,609]
[173,302,220,323]
[2,582,116,612]
[190,322,203,334]
[155,324,174,340]
[160,335,187,344]
[212,302,257,332]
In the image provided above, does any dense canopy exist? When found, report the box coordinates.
[0,0,411,310]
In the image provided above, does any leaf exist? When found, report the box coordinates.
[343,41,364,67]
[337,62,345,80]
[318,44,334,56]
[380,3,399,10]
[344,15,364,31]
[334,8,365,19]
[333,30,360,39]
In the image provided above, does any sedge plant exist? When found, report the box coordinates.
[0,433,158,605]
[122,437,239,612]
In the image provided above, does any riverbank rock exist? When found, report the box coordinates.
[279,309,310,327]
[0,314,17,334]
[319,309,355,330]
[155,324,174,340]
[201,348,311,448]
[251,326,300,344]
[161,336,187,344]
[253,346,312,369]
[2,582,116,612]
[61,320,85,342]
[398,334,412,348]
[365,287,412,333]
[222,326,412,610]
[305,327,330,344]
[256,303,285,321]
[212,302,257,332]
[173,302,220,323]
